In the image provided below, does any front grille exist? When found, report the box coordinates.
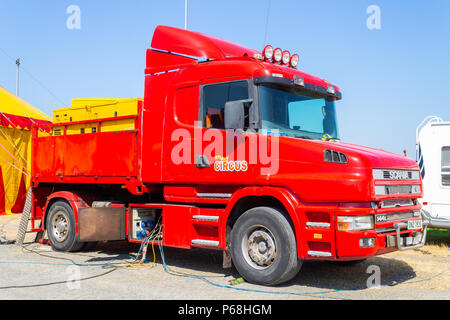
[387,185,413,194]
[381,199,414,208]
[375,211,414,223]
[375,184,421,196]
[375,210,421,225]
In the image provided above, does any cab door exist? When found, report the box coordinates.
[163,78,256,187]
[196,78,255,186]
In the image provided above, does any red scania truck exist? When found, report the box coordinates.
[29,26,427,286]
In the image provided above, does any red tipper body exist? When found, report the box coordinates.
[30,26,425,272]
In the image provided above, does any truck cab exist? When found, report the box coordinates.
[30,26,427,286]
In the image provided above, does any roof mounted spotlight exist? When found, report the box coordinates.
[273,48,282,63]
[282,50,290,65]
[290,54,299,68]
[262,45,273,61]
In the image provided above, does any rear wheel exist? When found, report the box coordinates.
[231,207,302,286]
[47,201,84,252]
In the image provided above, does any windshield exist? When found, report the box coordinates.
[259,85,339,140]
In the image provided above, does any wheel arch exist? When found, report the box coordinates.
[43,191,89,234]
[223,187,303,257]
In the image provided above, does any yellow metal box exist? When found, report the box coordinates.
[51,98,141,136]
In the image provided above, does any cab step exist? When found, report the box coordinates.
[191,239,220,247]
[308,250,332,257]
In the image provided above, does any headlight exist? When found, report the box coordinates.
[337,215,374,231]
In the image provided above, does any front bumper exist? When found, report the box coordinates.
[335,224,427,260]
[389,221,428,251]
[334,207,427,260]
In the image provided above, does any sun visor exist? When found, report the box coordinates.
[151,26,259,60]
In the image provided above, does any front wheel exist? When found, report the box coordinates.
[230,207,302,286]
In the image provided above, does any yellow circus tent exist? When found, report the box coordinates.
[0,86,51,215]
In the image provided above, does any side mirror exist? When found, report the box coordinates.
[224,99,253,130]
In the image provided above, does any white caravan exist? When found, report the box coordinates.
[416,116,450,229]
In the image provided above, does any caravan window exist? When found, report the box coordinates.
[442,147,450,186]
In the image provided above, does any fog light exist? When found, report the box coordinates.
[359,237,375,248]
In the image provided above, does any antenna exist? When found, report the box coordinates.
[263,0,271,46]
[185,0,188,30]
[15,58,20,96]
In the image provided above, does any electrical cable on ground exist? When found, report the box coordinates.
[18,243,145,269]
[0,268,116,290]
[0,230,447,298]
[156,236,450,300]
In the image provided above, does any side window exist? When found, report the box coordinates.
[442,147,450,186]
[202,81,248,129]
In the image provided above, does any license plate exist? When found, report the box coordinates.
[408,220,423,230]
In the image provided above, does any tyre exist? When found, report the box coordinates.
[230,207,302,286]
[46,201,84,252]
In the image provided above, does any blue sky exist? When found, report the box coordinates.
[1,0,449,158]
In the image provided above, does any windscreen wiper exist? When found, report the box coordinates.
[324,136,341,142]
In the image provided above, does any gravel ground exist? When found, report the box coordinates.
[0,215,448,300]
